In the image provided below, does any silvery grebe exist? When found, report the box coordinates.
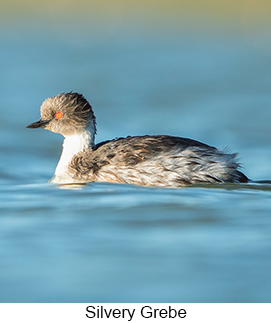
[27,92,249,186]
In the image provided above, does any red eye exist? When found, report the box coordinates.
[55,112,63,119]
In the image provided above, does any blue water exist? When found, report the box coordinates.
[0,21,271,302]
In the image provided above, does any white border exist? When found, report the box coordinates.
[0,303,270,323]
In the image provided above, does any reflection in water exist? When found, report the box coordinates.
[193,182,271,192]
[57,183,86,190]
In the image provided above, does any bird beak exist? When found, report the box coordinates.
[26,119,50,129]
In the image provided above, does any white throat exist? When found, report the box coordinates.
[50,129,93,183]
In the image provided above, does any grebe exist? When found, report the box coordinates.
[27,92,249,186]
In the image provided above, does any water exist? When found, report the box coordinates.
[0,21,271,302]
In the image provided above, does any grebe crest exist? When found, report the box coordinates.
[27,92,249,186]
[28,92,96,139]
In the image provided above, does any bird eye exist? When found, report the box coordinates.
[55,112,63,119]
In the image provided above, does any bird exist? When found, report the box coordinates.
[27,92,249,187]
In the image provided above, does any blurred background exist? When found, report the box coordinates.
[0,0,271,302]
[1,0,271,179]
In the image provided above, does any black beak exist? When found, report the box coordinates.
[26,119,50,129]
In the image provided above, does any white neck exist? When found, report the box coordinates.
[50,129,93,183]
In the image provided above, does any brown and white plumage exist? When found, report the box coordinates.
[27,92,249,187]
